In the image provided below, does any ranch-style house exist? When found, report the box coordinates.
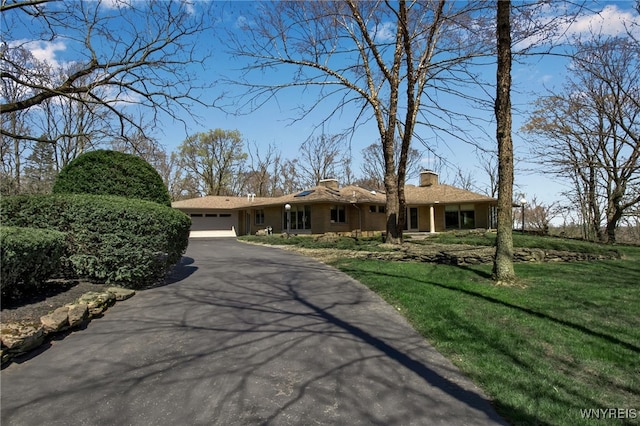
[172,171,497,237]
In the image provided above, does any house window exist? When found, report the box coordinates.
[330,205,346,223]
[378,205,386,213]
[460,204,475,229]
[284,205,311,230]
[255,209,265,225]
[445,205,459,229]
[444,204,476,229]
[369,205,377,213]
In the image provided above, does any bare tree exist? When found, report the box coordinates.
[516,196,558,235]
[493,0,516,283]
[619,205,640,244]
[167,150,200,201]
[175,129,248,197]
[223,1,496,243]
[477,151,499,198]
[278,158,305,195]
[360,141,423,191]
[451,168,476,191]
[2,46,115,191]
[111,131,167,171]
[1,0,214,143]
[1,44,38,193]
[297,134,349,188]
[523,35,640,243]
[242,142,286,197]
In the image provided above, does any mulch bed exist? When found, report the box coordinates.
[1,280,109,324]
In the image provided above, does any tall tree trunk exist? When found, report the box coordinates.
[605,186,625,243]
[587,165,604,242]
[492,0,516,283]
[383,131,401,244]
[13,137,20,194]
[605,213,620,243]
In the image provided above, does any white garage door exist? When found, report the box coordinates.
[189,212,236,231]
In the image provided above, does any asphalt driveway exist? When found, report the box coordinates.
[1,239,507,425]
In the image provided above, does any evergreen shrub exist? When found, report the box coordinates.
[52,150,171,206]
[0,194,191,288]
[0,226,66,300]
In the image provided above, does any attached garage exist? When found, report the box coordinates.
[172,196,252,237]
[189,211,237,231]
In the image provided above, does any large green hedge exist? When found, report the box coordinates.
[0,194,190,288]
[0,226,67,300]
[52,150,172,207]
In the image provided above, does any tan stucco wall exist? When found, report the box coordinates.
[363,205,387,232]
[313,204,353,234]
[246,206,285,234]
[434,206,446,232]
[417,207,429,232]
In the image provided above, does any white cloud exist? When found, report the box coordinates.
[563,4,640,38]
[373,22,396,43]
[182,0,196,16]
[514,3,640,51]
[235,15,248,28]
[100,0,133,10]
[10,39,67,67]
[540,74,554,84]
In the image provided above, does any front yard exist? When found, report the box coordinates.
[241,233,640,425]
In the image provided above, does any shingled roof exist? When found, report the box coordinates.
[171,181,494,210]
[404,184,495,204]
[257,185,387,206]
[172,195,270,210]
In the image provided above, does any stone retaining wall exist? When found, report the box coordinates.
[1,287,135,366]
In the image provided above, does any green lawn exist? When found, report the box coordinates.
[331,250,640,425]
[413,231,624,256]
[241,234,639,425]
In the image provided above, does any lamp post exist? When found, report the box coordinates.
[284,203,291,237]
[520,197,526,234]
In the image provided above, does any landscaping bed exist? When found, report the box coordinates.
[1,279,109,324]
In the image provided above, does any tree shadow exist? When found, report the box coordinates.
[340,265,639,354]
[144,256,198,289]
[1,243,509,425]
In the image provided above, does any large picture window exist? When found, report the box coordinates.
[445,204,476,229]
[284,205,311,230]
[330,205,346,223]
[445,205,459,229]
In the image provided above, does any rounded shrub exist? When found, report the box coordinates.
[52,150,171,207]
[0,226,66,300]
[1,194,191,288]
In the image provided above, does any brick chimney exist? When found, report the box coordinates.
[319,178,339,189]
[419,170,439,187]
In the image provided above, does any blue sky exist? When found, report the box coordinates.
[9,0,640,210]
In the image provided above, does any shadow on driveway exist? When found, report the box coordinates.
[1,239,507,425]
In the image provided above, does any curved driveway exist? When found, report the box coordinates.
[1,239,507,425]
